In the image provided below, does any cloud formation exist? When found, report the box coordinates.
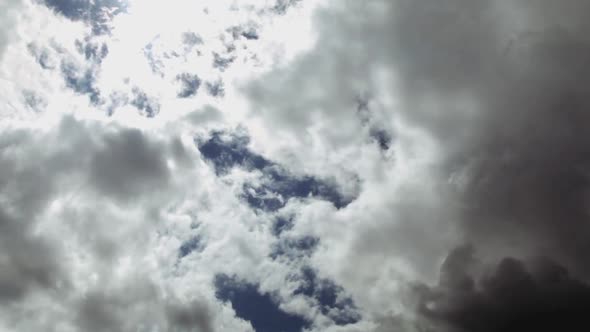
[242,0,590,330]
[3,0,590,331]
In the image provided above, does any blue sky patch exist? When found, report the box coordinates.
[242,184,285,212]
[60,61,101,104]
[272,215,294,236]
[206,80,225,97]
[197,130,355,210]
[370,128,392,151]
[295,267,361,326]
[75,39,109,64]
[214,274,310,332]
[270,236,319,260]
[42,0,127,35]
[178,236,204,259]
[176,73,201,98]
[196,131,271,175]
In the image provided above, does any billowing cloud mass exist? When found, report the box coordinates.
[1,0,590,331]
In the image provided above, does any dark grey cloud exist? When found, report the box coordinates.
[0,130,71,304]
[75,279,214,332]
[244,0,590,328]
[0,208,67,303]
[89,128,171,201]
[76,291,129,332]
[414,246,590,332]
[376,1,590,329]
[374,0,590,276]
[166,299,214,332]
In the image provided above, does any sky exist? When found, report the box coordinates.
[1,1,590,331]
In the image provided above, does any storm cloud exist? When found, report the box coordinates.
[244,0,590,330]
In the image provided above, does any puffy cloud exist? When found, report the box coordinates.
[240,0,590,330]
[0,114,226,331]
[415,247,590,332]
[0,0,22,60]
[5,0,590,331]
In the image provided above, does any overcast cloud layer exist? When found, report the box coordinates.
[1,1,590,331]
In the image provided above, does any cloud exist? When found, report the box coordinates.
[0,0,22,60]
[415,246,590,332]
[239,0,590,329]
[74,276,215,332]
[88,127,171,201]
[1,2,367,331]
[42,0,127,34]
[0,115,223,331]
[130,87,160,117]
[0,208,67,303]
[166,299,215,332]
[6,0,590,331]
[373,0,590,277]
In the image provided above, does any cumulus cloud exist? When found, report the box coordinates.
[0,115,219,330]
[3,0,590,331]
[0,0,22,60]
[241,0,590,330]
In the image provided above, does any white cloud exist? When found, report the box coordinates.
[0,1,440,330]
[0,0,22,61]
[1,0,455,330]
